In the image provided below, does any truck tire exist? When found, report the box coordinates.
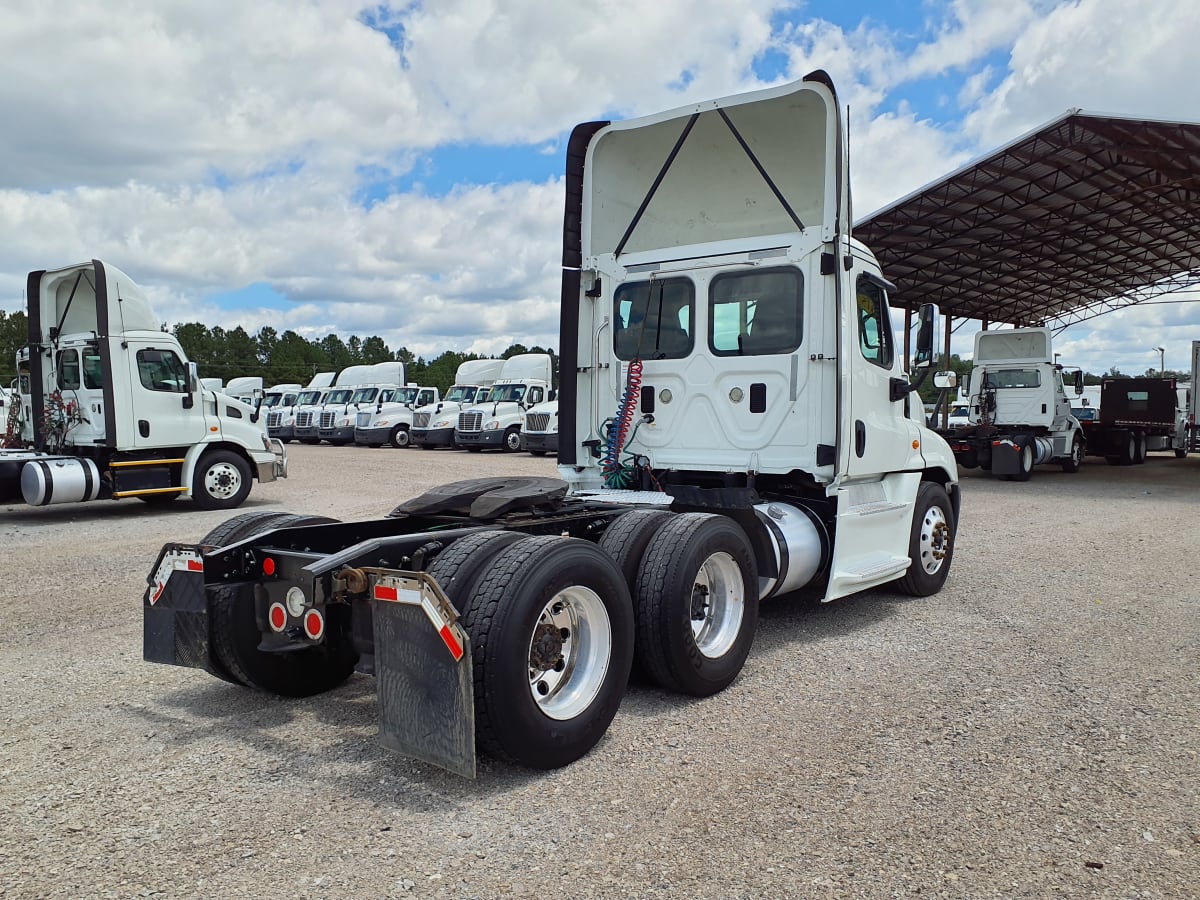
[1011,440,1034,481]
[192,449,253,510]
[895,482,956,597]
[1133,431,1147,464]
[426,529,526,601]
[388,424,411,448]
[210,513,359,696]
[598,509,676,592]
[634,513,758,697]
[1175,448,1188,459]
[502,427,522,452]
[458,535,634,769]
[1061,435,1083,473]
[197,511,312,685]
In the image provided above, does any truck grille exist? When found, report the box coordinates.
[266,411,281,428]
[413,412,430,428]
[458,411,483,433]
[296,411,313,428]
[357,411,372,428]
[526,413,551,432]
[319,411,337,429]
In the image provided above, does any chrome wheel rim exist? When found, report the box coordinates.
[527,586,611,721]
[204,461,242,500]
[919,504,951,574]
[505,431,522,450]
[690,551,744,659]
[392,427,410,448]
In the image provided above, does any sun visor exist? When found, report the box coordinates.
[583,78,841,261]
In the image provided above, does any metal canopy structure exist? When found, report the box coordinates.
[855,110,1200,332]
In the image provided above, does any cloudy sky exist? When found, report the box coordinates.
[2,0,1198,374]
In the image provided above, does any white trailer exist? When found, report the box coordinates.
[1,260,286,510]
[144,73,957,777]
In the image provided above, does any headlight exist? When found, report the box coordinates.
[484,420,501,431]
[340,417,352,426]
[432,417,452,428]
[376,419,389,427]
[282,414,295,426]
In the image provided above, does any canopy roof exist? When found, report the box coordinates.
[854,111,1200,331]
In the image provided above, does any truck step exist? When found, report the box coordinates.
[847,500,908,516]
[839,554,911,583]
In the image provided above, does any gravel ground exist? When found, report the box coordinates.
[1,443,1197,899]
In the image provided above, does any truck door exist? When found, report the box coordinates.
[842,272,918,477]
[126,344,208,449]
[55,345,107,446]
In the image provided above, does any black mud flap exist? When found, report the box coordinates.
[990,436,1026,476]
[143,544,215,672]
[371,572,476,778]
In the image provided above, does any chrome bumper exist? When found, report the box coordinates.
[257,438,288,482]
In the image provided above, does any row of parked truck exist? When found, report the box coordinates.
[261,354,560,455]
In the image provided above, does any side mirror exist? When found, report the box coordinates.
[933,371,957,390]
[1074,370,1084,395]
[913,303,939,369]
[183,362,199,409]
[962,371,971,396]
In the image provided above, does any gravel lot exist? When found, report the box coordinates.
[1,443,1197,899]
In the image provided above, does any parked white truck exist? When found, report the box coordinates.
[144,73,958,778]
[317,362,406,445]
[409,358,506,449]
[941,327,1085,480]
[454,353,554,452]
[1,260,286,510]
[293,365,371,444]
[267,372,334,443]
[354,385,441,448]
[521,398,558,456]
[223,376,264,405]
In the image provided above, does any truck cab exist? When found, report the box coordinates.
[521,398,558,455]
[454,353,553,452]
[354,385,440,448]
[410,358,506,448]
[267,373,334,443]
[3,260,286,509]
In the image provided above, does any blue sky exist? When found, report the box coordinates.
[1,0,1198,374]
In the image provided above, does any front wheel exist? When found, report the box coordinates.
[1061,435,1083,473]
[502,427,522,452]
[192,450,253,510]
[460,536,634,769]
[388,424,411,448]
[896,482,956,597]
[635,513,758,697]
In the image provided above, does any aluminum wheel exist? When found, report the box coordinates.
[918,503,951,574]
[689,551,745,659]
[204,460,244,501]
[527,586,612,721]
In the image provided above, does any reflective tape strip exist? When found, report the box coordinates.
[149,550,204,605]
[373,574,466,661]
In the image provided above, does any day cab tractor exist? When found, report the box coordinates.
[143,73,960,777]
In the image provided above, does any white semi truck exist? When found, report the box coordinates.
[267,372,334,443]
[941,327,1085,480]
[353,385,441,448]
[454,353,554,452]
[409,358,506,449]
[293,365,372,444]
[144,73,958,777]
[521,398,558,456]
[1,260,286,510]
[317,362,406,445]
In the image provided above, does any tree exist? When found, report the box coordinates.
[0,310,29,386]
[361,336,393,365]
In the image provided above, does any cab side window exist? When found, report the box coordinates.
[57,349,81,390]
[137,349,188,392]
[856,278,894,369]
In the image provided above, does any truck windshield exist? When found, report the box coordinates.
[262,393,284,408]
[297,390,322,405]
[490,384,527,403]
[393,387,419,404]
[350,387,379,403]
[445,385,475,403]
[614,277,694,360]
[326,389,353,404]
[983,369,1041,389]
